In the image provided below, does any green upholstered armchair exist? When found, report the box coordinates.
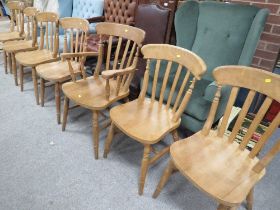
[146,0,269,133]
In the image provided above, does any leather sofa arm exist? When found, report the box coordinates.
[87,16,105,23]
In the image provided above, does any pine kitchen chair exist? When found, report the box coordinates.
[103,44,207,195]
[3,7,39,85]
[61,22,145,159]
[36,17,97,124]
[153,66,280,210]
[15,12,60,105]
[1,1,25,74]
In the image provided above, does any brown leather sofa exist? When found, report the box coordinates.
[86,0,138,52]
[129,3,170,99]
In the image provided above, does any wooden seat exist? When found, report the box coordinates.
[103,44,206,195]
[37,61,80,82]
[171,130,265,206]
[61,22,146,159]
[3,40,34,52]
[110,99,180,144]
[15,12,60,105]
[15,49,57,66]
[63,76,129,110]
[153,66,280,210]
[36,17,97,124]
[0,31,22,42]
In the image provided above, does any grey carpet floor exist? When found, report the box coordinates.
[0,55,279,210]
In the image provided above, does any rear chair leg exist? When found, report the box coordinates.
[55,82,61,124]
[246,188,254,210]
[139,144,151,195]
[31,67,39,105]
[19,65,24,91]
[40,78,45,107]
[217,204,237,210]
[153,160,175,198]
[12,53,18,86]
[62,97,69,131]
[3,51,7,74]
[92,111,99,160]
[8,53,12,74]
[103,123,115,158]
[172,130,179,142]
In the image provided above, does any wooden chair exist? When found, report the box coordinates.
[61,22,145,159]
[15,12,60,105]
[3,7,38,85]
[103,44,207,195]
[37,17,97,124]
[1,1,25,74]
[152,66,280,210]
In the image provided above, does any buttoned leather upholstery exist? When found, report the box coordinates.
[72,0,104,32]
[86,0,137,52]
[104,0,137,25]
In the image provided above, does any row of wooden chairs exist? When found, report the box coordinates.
[1,2,279,210]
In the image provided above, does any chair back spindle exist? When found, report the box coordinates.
[139,44,207,122]
[94,23,146,100]
[59,17,90,80]
[35,12,59,58]
[23,7,39,43]
[7,1,25,34]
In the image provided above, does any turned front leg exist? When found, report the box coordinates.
[139,144,151,195]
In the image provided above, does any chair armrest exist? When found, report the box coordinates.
[204,81,231,102]
[101,67,135,79]
[60,52,99,60]
[87,16,105,23]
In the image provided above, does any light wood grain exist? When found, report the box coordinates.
[62,23,145,159]
[104,44,206,194]
[153,66,280,210]
[15,11,60,104]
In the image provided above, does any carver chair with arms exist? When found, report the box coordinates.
[103,44,206,195]
[153,66,280,210]
[61,22,145,159]
[36,17,97,124]
[3,7,38,85]
[15,12,60,105]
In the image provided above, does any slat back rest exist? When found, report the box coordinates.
[34,12,59,58]
[60,17,89,80]
[94,22,146,100]
[139,44,207,122]
[201,66,280,173]
[23,7,39,43]
[6,1,25,34]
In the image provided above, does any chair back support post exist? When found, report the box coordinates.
[35,12,59,56]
